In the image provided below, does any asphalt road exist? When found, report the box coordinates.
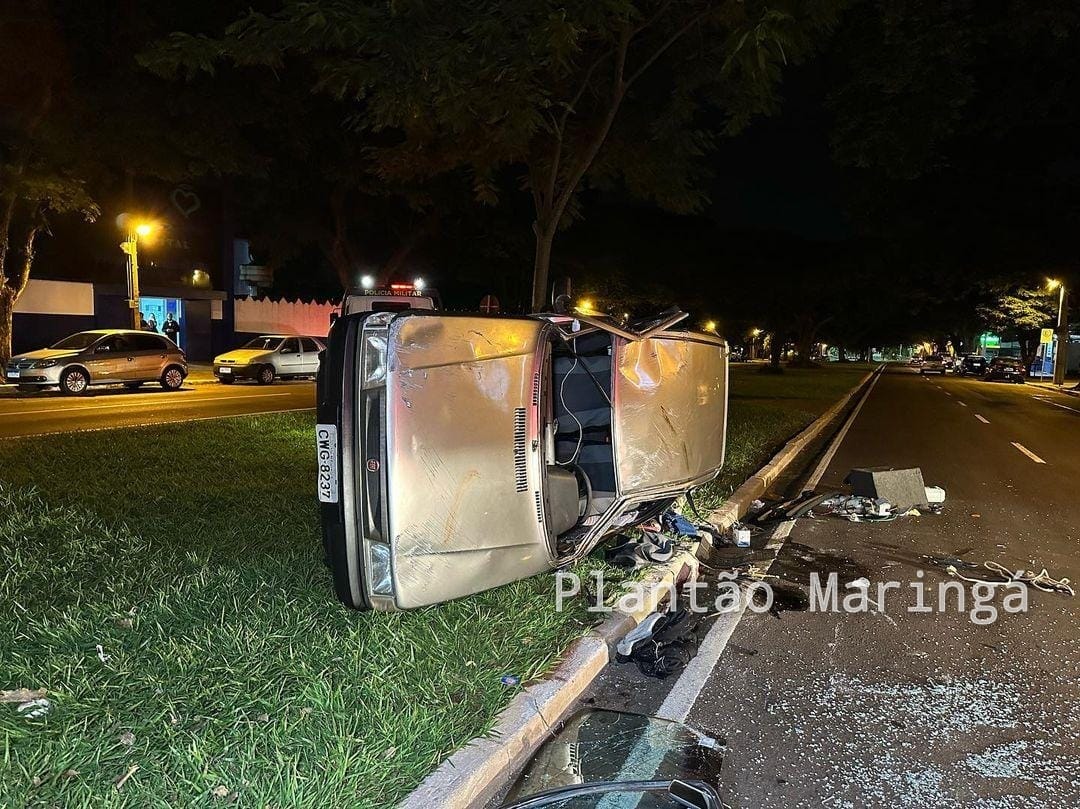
[0,379,315,438]
[581,366,1080,808]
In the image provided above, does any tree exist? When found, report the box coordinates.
[0,5,99,367]
[976,282,1059,366]
[148,0,842,311]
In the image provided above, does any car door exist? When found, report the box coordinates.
[558,311,728,497]
[86,335,135,382]
[277,337,303,376]
[130,333,170,381]
[301,337,323,376]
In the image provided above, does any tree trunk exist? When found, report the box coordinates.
[0,286,15,368]
[530,222,555,313]
[768,333,784,370]
[793,332,817,368]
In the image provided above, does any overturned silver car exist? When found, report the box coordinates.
[317,309,728,610]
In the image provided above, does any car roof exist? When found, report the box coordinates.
[253,334,324,341]
[80,329,153,336]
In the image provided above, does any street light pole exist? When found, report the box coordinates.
[120,230,141,330]
[118,220,155,330]
[1051,280,1068,386]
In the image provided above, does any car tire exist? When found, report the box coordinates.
[60,367,90,396]
[160,366,185,391]
[125,382,143,390]
[256,365,276,385]
[218,375,235,385]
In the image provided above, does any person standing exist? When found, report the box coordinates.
[147,314,158,333]
[162,312,181,346]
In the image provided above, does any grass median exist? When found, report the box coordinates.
[0,362,871,807]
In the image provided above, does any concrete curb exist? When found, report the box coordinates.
[1032,382,1080,398]
[704,365,879,536]
[398,365,881,809]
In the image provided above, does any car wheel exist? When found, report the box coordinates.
[218,375,235,385]
[161,366,185,391]
[125,382,143,390]
[60,367,89,395]
[256,365,276,385]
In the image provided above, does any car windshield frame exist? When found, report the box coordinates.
[242,336,285,351]
[50,332,102,351]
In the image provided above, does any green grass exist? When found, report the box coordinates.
[710,363,873,499]
[0,363,870,807]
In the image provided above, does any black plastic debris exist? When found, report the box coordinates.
[605,531,677,570]
[615,609,701,679]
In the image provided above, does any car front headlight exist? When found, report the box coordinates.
[32,359,59,369]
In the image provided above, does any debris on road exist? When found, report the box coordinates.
[945,560,1074,596]
[615,609,702,679]
[845,467,929,511]
[662,510,700,538]
[605,531,677,569]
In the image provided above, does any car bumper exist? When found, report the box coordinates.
[214,364,260,380]
[4,366,63,386]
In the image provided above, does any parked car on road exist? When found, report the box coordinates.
[213,335,325,385]
[919,355,947,375]
[959,354,989,376]
[985,356,1027,383]
[317,308,728,610]
[5,329,187,395]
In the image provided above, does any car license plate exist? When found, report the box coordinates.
[219,366,231,374]
[5,371,18,380]
[316,424,339,504]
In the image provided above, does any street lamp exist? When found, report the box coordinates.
[1047,278,1068,385]
[118,216,158,330]
[749,327,762,360]
[704,320,718,334]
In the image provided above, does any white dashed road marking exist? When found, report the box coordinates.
[1011,442,1047,464]
[975,414,990,424]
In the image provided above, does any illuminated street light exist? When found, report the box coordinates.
[414,277,425,290]
[360,275,375,290]
[751,327,762,337]
[118,216,160,330]
[704,320,718,333]
[574,298,597,315]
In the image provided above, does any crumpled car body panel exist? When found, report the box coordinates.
[319,310,728,610]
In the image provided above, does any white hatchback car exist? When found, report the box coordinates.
[213,335,325,385]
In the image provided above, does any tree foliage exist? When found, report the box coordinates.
[147,0,843,309]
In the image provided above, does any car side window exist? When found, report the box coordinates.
[301,338,321,353]
[281,337,300,354]
[131,334,165,351]
[96,336,129,353]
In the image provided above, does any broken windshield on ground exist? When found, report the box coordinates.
[506,709,723,805]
